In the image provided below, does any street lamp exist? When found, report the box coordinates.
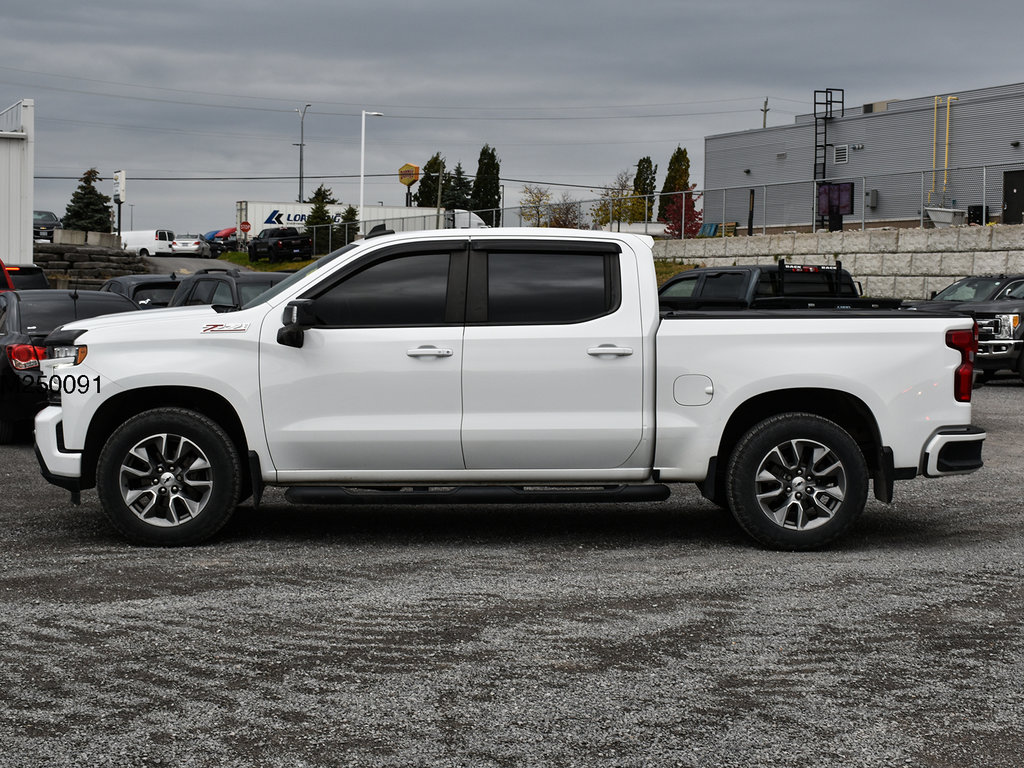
[295,104,311,202]
[359,110,383,235]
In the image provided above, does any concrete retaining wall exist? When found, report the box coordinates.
[653,224,1024,299]
[33,238,148,290]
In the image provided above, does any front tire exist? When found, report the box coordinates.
[96,408,242,545]
[726,413,868,550]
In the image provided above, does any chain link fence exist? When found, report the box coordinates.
[288,161,1024,250]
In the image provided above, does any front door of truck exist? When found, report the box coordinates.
[259,244,468,474]
[460,242,646,471]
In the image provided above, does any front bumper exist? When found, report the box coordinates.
[921,425,986,477]
[34,406,82,491]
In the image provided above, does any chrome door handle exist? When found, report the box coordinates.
[407,346,453,357]
[587,345,634,357]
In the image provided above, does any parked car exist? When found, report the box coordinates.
[0,259,50,291]
[904,274,1024,381]
[247,227,312,263]
[171,234,213,258]
[213,227,238,253]
[167,267,289,309]
[33,211,62,242]
[99,273,182,309]
[1,289,139,443]
[657,259,901,310]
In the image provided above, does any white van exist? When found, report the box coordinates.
[121,229,175,257]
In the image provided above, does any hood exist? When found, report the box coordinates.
[56,303,219,334]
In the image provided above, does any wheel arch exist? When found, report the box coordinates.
[700,387,884,505]
[80,386,250,491]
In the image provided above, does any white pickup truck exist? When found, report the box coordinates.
[35,228,985,550]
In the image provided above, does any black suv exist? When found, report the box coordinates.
[167,268,290,309]
[100,273,182,309]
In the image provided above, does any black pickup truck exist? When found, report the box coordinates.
[247,227,313,263]
[903,274,1024,381]
[659,259,901,311]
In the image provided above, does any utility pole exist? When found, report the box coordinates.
[761,97,770,128]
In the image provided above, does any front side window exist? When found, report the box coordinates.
[311,252,451,327]
[484,251,614,324]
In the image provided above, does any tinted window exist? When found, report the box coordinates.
[313,252,450,327]
[184,280,222,305]
[8,266,50,290]
[661,275,698,298]
[486,252,612,324]
[18,294,134,334]
[238,281,279,306]
[933,277,1004,302]
[999,281,1024,300]
[133,286,178,307]
[701,272,747,298]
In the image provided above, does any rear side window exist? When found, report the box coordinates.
[700,271,747,298]
[661,275,698,298]
[483,251,616,324]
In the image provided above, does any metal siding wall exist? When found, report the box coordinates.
[704,83,1024,227]
[0,100,33,265]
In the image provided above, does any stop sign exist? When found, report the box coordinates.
[240,221,251,233]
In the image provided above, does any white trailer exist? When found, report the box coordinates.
[235,201,487,243]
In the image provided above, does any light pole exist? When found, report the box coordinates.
[295,104,311,202]
[359,110,383,235]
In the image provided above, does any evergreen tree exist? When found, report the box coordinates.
[657,146,691,223]
[442,162,473,211]
[334,205,359,246]
[470,144,501,225]
[632,156,658,222]
[413,153,447,208]
[63,168,113,233]
[304,184,338,254]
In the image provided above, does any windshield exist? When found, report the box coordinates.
[239,243,360,310]
[932,277,1006,302]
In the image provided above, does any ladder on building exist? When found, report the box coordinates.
[813,88,845,181]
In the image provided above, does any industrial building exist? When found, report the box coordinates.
[702,82,1024,232]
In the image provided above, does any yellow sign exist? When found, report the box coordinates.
[398,163,420,187]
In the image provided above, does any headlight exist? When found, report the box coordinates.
[995,313,1021,340]
[50,345,88,364]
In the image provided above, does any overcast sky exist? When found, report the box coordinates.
[3,0,1020,234]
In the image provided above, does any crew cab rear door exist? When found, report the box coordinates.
[460,240,645,470]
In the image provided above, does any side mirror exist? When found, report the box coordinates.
[277,299,316,348]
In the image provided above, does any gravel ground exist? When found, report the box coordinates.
[1,380,1022,767]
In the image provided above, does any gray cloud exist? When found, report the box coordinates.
[2,0,1017,233]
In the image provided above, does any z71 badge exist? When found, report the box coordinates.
[201,322,251,333]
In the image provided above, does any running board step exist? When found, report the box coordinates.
[285,484,671,506]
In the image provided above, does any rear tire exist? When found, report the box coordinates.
[726,413,868,550]
[96,408,241,546]
[0,418,15,445]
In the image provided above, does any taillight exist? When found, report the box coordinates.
[946,324,978,403]
[6,344,47,370]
